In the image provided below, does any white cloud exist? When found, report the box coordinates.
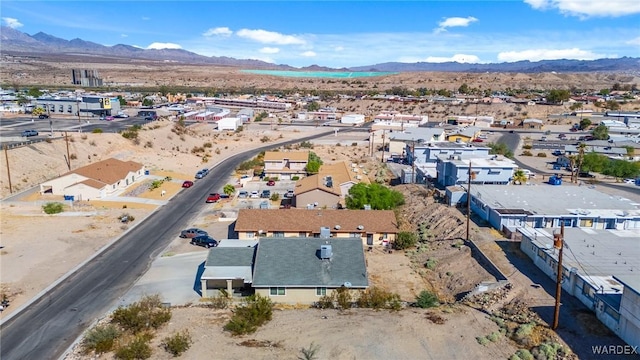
[425,54,481,63]
[203,27,233,37]
[2,17,23,29]
[121,34,128,38]
[146,42,183,50]
[524,0,640,18]
[142,16,150,21]
[236,29,305,45]
[497,48,605,62]
[626,36,640,46]
[435,16,477,33]
[259,47,280,54]
[300,51,316,57]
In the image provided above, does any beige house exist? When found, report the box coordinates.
[40,158,145,200]
[263,151,308,180]
[234,209,398,246]
[294,161,370,209]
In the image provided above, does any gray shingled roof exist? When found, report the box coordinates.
[252,238,368,288]
[205,247,256,267]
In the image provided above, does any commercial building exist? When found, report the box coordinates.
[36,95,121,117]
[469,185,640,232]
[518,227,640,348]
[71,69,103,87]
[436,157,517,187]
[217,117,243,131]
[371,111,428,130]
[340,114,365,125]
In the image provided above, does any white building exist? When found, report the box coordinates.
[217,117,243,131]
[341,114,365,125]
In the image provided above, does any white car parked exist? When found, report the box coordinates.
[250,190,260,198]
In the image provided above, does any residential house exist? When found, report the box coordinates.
[406,142,491,182]
[39,158,145,200]
[436,157,517,187]
[263,151,309,180]
[200,240,258,298]
[446,126,481,143]
[293,161,370,208]
[522,118,544,129]
[233,209,398,246]
[371,111,428,131]
[385,127,446,157]
[252,237,368,304]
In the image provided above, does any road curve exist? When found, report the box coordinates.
[0,130,335,360]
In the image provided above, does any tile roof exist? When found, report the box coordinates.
[234,209,398,233]
[264,151,309,162]
[76,178,108,189]
[66,158,144,185]
[252,237,368,288]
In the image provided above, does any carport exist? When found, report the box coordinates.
[200,240,257,298]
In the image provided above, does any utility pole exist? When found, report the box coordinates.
[411,140,416,183]
[380,129,386,163]
[552,222,565,330]
[466,161,473,241]
[370,131,375,157]
[65,131,71,170]
[4,145,12,194]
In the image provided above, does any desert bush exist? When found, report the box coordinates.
[260,136,271,143]
[144,141,153,148]
[300,141,314,148]
[203,142,212,148]
[298,342,320,360]
[521,150,533,156]
[80,134,88,140]
[424,258,437,270]
[476,336,490,346]
[224,294,273,336]
[89,140,96,146]
[161,330,192,357]
[487,331,501,342]
[356,287,401,310]
[81,324,121,354]
[111,294,171,334]
[149,179,164,190]
[291,176,300,180]
[70,153,77,160]
[215,148,221,155]
[522,144,532,149]
[531,342,567,360]
[537,152,547,157]
[92,128,103,133]
[415,290,439,308]
[119,213,135,223]
[270,193,280,201]
[394,231,417,250]
[510,349,534,360]
[351,142,358,146]
[43,202,64,214]
[315,294,335,309]
[114,333,153,360]
[191,146,205,154]
[205,290,230,309]
[335,286,353,310]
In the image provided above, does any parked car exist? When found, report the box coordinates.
[191,235,218,248]
[623,178,635,184]
[21,130,38,137]
[578,172,596,178]
[182,180,194,188]
[250,190,260,198]
[195,170,205,179]
[260,189,271,198]
[105,116,115,121]
[206,193,221,203]
[285,190,294,198]
[267,180,276,186]
[472,138,484,143]
[38,114,49,119]
[115,113,129,118]
[199,168,210,177]
[238,190,248,198]
[180,228,208,238]
[552,150,563,156]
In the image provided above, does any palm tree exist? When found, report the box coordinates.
[512,169,528,185]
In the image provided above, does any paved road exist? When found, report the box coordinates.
[0,129,335,360]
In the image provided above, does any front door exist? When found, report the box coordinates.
[366,234,374,245]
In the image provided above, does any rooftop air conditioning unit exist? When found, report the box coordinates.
[320,244,333,259]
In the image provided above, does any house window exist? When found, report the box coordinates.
[298,232,306,237]
[350,233,360,238]
[246,232,255,238]
[112,185,116,189]
[316,287,327,296]
[270,287,285,296]
[273,231,284,237]
[579,219,593,227]
[382,233,388,240]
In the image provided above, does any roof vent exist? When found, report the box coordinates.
[357,225,364,230]
[343,282,352,288]
[334,225,341,230]
[320,244,333,259]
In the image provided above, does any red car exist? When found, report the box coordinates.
[472,138,484,143]
[206,193,221,203]
[182,180,194,188]
[267,180,276,186]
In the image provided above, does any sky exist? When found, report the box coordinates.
[1,0,639,68]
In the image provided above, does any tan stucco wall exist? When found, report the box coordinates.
[255,287,365,304]
[41,173,90,195]
[237,231,396,245]
[63,183,102,200]
[295,190,340,209]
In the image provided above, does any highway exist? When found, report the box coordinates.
[0,129,336,360]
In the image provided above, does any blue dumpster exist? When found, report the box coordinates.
[144,170,150,175]
[63,195,75,201]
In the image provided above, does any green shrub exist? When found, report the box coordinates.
[315,294,335,309]
[512,349,534,360]
[161,330,192,357]
[111,294,171,334]
[205,292,230,309]
[415,290,439,308]
[300,141,314,148]
[487,331,501,342]
[394,232,417,250]
[356,287,402,310]
[43,202,64,214]
[424,258,437,270]
[291,176,300,181]
[114,333,153,360]
[270,193,280,201]
[203,142,213,148]
[522,144,532,149]
[224,294,273,336]
[532,342,567,360]
[537,152,547,157]
[81,324,121,354]
[298,342,320,360]
[521,150,533,156]
[335,286,352,310]
[476,336,490,346]
[92,128,103,133]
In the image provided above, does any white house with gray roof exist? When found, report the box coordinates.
[252,237,368,304]
[436,157,517,187]
[200,240,257,298]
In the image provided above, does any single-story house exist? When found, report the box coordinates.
[233,209,398,246]
[294,161,370,209]
[446,127,481,143]
[263,151,309,180]
[200,240,257,298]
[252,237,369,304]
[522,118,544,129]
[39,158,145,200]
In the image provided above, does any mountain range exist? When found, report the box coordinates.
[2,26,639,73]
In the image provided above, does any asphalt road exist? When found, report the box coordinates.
[0,116,153,138]
[0,129,335,360]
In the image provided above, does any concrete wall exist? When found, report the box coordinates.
[618,289,640,348]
